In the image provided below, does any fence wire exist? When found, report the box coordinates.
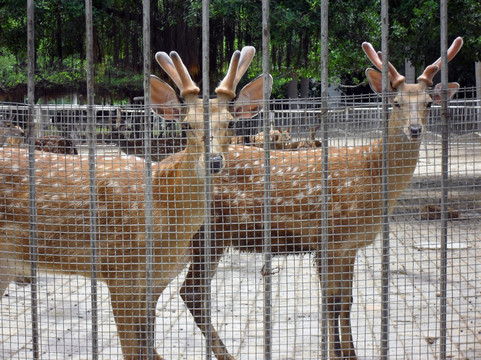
[0,88,480,359]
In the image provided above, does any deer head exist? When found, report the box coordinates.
[0,115,24,146]
[150,47,272,174]
[363,37,463,141]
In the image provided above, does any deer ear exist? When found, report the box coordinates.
[431,82,460,104]
[232,74,273,119]
[150,75,182,121]
[366,68,397,102]
[366,68,395,93]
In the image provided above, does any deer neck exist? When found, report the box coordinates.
[149,141,206,239]
[154,136,204,190]
[382,120,422,207]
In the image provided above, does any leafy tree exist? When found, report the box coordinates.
[0,0,478,102]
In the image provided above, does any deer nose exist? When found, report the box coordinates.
[409,125,423,139]
[209,154,224,174]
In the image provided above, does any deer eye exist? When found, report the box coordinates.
[228,120,235,129]
[426,101,433,109]
[393,101,401,108]
[181,122,192,130]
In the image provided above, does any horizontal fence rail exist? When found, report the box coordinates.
[1,91,479,142]
[0,88,480,359]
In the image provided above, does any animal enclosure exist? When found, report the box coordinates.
[1,1,481,360]
[1,88,480,359]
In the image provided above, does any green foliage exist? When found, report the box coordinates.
[0,52,27,88]
[0,0,479,102]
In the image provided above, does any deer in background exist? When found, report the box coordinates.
[0,115,24,146]
[250,126,291,149]
[2,118,79,155]
[179,37,463,360]
[0,46,269,360]
[106,110,187,162]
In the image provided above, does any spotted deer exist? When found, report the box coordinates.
[2,120,79,155]
[250,127,291,149]
[180,37,463,359]
[0,115,24,146]
[0,47,269,360]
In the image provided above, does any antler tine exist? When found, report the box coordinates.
[362,42,383,70]
[417,36,464,86]
[362,42,405,89]
[216,46,256,99]
[233,46,256,90]
[169,51,200,98]
[215,50,241,99]
[155,51,200,98]
[376,51,406,89]
[155,52,183,91]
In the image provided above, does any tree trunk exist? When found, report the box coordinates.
[300,78,310,98]
[476,61,481,130]
[54,0,63,64]
[404,59,415,84]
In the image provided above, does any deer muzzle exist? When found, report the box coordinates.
[208,154,224,174]
[409,125,423,140]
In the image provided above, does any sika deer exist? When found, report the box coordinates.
[0,115,24,146]
[0,46,268,360]
[3,121,79,155]
[250,127,291,149]
[180,37,463,359]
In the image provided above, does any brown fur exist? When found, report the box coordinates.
[0,146,203,360]
[4,125,79,155]
[251,128,291,149]
[0,119,24,146]
[232,128,291,150]
[180,38,463,360]
[34,136,78,155]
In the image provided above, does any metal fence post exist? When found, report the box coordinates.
[320,1,330,359]
[142,1,156,358]
[439,1,449,358]
[380,1,391,359]
[202,1,213,359]
[27,1,40,358]
[85,1,99,358]
[261,1,273,359]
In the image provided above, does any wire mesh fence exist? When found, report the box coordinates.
[0,87,480,359]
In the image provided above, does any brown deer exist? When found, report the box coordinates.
[3,121,79,155]
[250,127,291,149]
[34,136,79,154]
[231,127,292,149]
[0,47,269,360]
[179,37,463,359]
[106,126,186,161]
[0,115,24,146]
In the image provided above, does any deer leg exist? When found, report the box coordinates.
[319,251,358,360]
[0,243,28,298]
[108,283,164,360]
[0,257,13,298]
[180,244,234,360]
[338,256,357,359]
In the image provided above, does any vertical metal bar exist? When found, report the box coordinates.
[26,1,39,358]
[380,1,390,359]
[142,1,156,358]
[261,1,272,359]
[439,1,449,358]
[85,1,99,359]
[201,1,213,359]
[319,1,329,358]
[476,62,481,130]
